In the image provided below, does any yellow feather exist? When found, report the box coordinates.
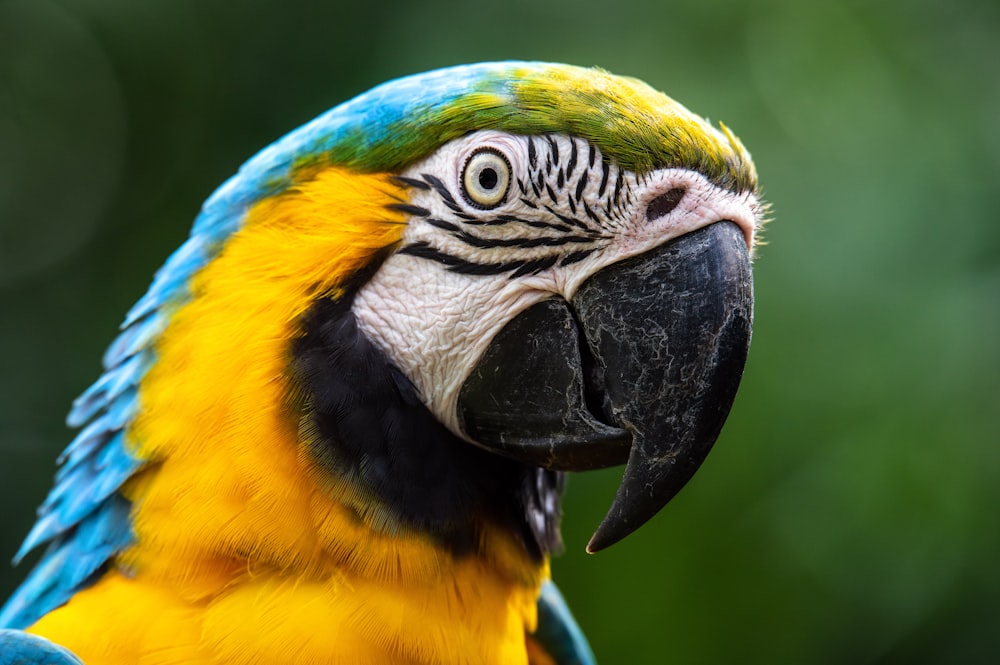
[30,167,546,664]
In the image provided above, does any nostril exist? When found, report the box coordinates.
[646,188,686,221]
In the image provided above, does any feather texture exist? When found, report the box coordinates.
[2,61,759,664]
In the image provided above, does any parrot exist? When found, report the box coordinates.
[0,61,764,664]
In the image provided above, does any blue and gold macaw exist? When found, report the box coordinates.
[0,62,764,664]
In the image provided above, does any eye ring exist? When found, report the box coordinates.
[461,148,511,209]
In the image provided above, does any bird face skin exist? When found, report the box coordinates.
[0,62,765,665]
[354,129,760,551]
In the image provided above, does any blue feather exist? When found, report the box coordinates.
[0,629,83,665]
[64,354,149,435]
[1,61,585,632]
[100,313,165,371]
[122,235,212,328]
[102,388,139,432]
[64,373,112,429]
[2,496,133,630]
[535,581,598,665]
[55,417,110,470]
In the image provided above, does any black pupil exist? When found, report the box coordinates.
[478,167,498,190]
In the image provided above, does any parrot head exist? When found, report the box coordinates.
[297,63,763,553]
[2,62,765,661]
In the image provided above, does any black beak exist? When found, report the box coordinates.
[457,221,753,551]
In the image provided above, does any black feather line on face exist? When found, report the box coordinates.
[396,136,635,278]
[546,134,559,165]
[423,217,594,250]
[566,139,578,180]
[545,183,558,204]
[289,296,564,559]
[470,214,573,233]
[390,175,431,191]
[574,168,589,203]
[598,160,610,197]
[386,203,431,217]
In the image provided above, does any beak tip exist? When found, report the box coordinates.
[584,527,606,553]
[584,535,607,555]
[585,521,636,554]
[585,532,607,554]
[584,500,644,554]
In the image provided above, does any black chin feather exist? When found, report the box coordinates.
[289,295,564,560]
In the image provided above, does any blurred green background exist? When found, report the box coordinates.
[1,0,998,662]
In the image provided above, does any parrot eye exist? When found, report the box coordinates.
[461,148,511,208]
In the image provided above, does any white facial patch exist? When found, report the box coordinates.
[351,130,764,438]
